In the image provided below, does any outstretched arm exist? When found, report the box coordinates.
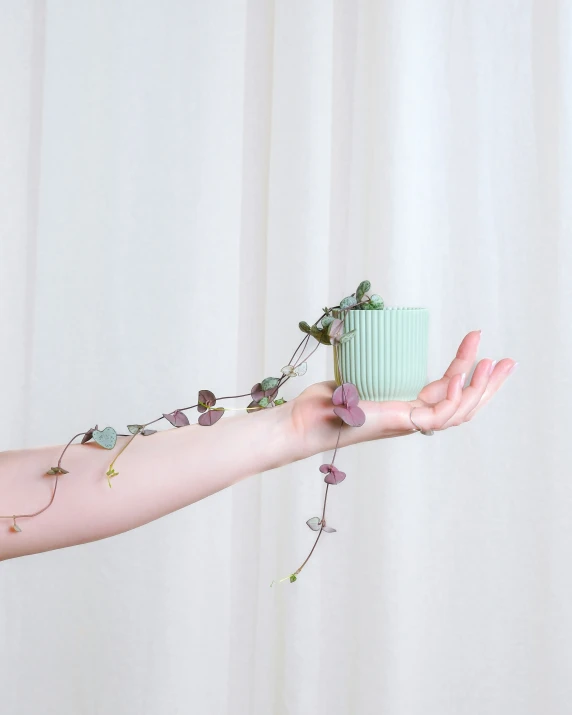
[0,330,516,562]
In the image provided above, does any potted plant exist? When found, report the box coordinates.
[328,282,429,402]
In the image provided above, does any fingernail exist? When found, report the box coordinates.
[508,362,519,375]
[460,372,466,387]
[489,360,497,375]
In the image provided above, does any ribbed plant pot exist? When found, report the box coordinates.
[332,307,429,402]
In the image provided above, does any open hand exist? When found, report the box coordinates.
[290,330,518,455]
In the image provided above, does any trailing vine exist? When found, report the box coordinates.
[1,280,385,585]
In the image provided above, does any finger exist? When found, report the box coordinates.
[440,358,495,428]
[463,359,517,421]
[443,330,482,380]
[417,330,481,404]
[412,372,465,431]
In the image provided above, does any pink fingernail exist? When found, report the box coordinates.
[508,362,519,375]
[460,372,466,387]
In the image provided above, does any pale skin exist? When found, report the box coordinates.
[0,330,517,562]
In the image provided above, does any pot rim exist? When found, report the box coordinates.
[332,306,429,313]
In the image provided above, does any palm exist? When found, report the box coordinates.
[290,330,516,453]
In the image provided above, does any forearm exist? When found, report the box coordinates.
[0,401,305,562]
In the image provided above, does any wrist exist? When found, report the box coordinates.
[272,399,312,467]
[288,386,418,460]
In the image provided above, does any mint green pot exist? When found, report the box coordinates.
[332,307,429,402]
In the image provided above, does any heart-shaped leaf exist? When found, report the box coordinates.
[319,463,347,484]
[251,383,277,402]
[295,361,307,376]
[197,389,216,413]
[306,516,322,531]
[251,383,264,401]
[333,404,366,427]
[340,295,357,310]
[141,429,157,436]
[198,408,225,426]
[92,427,118,450]
[306,516,337,532]
[280,361,308,378]
[163,409,190,427]
[328,318,345,343]
[261,376,280,391]
[332,382,360,407]
[127,424,143,434]
[355,280,371,302]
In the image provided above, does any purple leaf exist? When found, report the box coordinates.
[319,463,347,484]
[197,389,216,413]
[198,408,225,426]
[322,524,337,533]
[141,429,157,436]
[332,382,360,407]
[328,319,344,343]
[163,409,190,427]
[251,382,279,402]
[333,404,366,427]
[81,425,98,444]
[251,383,265,401]
[246,399,262,413]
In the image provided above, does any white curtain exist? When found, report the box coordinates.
[1,1,570,713]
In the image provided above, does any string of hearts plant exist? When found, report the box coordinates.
[1,280,384,585]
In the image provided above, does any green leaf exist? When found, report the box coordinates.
[261,376,279,390]
[369,293,384,308]
[127,424,142,434]
[310,326,332,345]
[290,574,297,583]
[274,397,286,405]
[299,321,312,334]
[258,397,270,407]
[340,295,357,310]
[321,316,334,329]
[356,280,371,301]
[339,329,356,344]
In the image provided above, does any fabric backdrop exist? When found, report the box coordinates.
[1,1,569,714]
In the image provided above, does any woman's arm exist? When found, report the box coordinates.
[0,397,305,562]
[0,330,516,562]
[0,393,412,563]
